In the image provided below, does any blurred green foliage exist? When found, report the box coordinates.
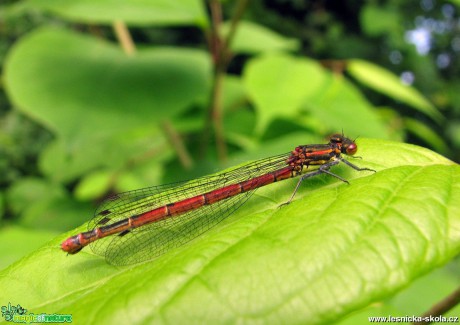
[0,0,459,322]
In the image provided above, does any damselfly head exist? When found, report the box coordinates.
[329,133,358,155]
[340,136,358,155]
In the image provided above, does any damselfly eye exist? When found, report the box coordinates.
[346,143,357,155]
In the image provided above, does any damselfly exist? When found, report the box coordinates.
[61,133,375,265]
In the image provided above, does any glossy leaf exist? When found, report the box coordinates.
[4,28,211,141]
[1,139,459,324]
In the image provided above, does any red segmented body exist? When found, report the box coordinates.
[61,134,375,265]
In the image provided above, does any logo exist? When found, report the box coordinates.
[1,303,72,323]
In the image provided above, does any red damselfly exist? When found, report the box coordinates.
[61,134,375,265]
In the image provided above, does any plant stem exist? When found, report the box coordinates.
[202,0,249,162]
[412,286,460,324]
[112,21,136,56]
[222,0,248,54]
[161,120,193,169]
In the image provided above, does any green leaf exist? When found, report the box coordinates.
[243,54,388,138]
[337,262,460,324]
[347,59,443,123]
[221,20,300,54]
[0,192,4,221]
[5,178,94,231]
[1,139,458,324]
[404,117,450,154]
[0,225,58,270]
[306,73,389,138]
[243,54,328,134]
[73,170,113,201]
[360,4,402,37]
[19,195,94,232]
[444,0,460,7]
[4,27,212,141]
[447,121,460,148]
[38,127,170,183]
[6,177,66,216]
[20,0,208,27]
[221,75,247,113]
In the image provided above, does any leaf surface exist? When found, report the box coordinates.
[1,139,458,324]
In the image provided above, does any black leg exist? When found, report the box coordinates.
[279,158,375,208]
[281,160,342,206]
[340,158,376,173]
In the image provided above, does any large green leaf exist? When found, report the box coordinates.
[19,0,208,27]
[221,20,300,54]
[337,261,460,324]
[305,73,389,138]
[1,139,459,324]
[243,54,328,134]
[243,54,388,138]
[4,27,211,141]
[347,59,443,123]
[0,226,58,270]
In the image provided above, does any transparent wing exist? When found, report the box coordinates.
[88,153,290,265]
